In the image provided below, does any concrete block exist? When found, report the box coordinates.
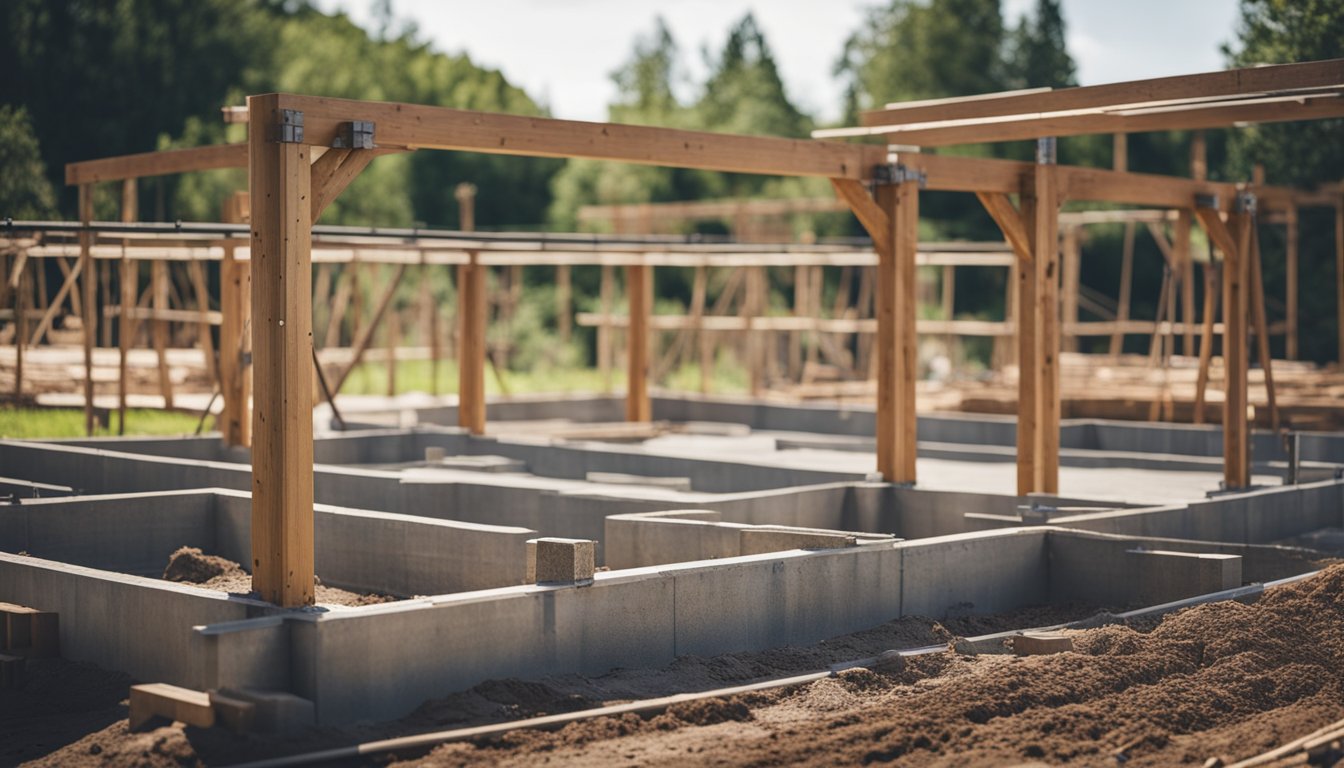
[207,690,257,733]
[1013,633,1074,656]
[424,446,446,462]
[214,688,315,733]
[0,602,59,657]
[1128,550,1242,605]
[738,529,855,555]
[527,538,596,584]
[129,683,216,731]
[0,652,24,688]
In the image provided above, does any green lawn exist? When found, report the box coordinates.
[337,360,750,397]
[0,408,211,439]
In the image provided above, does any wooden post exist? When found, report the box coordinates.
[1175,210,1195,356]
[873,177,919,484]
[1284,204,1298,360]
[1061,226,1080,353]
[119,179,137,435]
[78,184,95,435]
[385,306,399,396]
[746,266,765,397]
[599,264,614,391]
[1109,221,1135,357]
[1030,141,1061,494]
[790,264,805,380]
[219,191,251,447]
[556,264,572,344]
[940,262,956,359]
[1112,133,1127,172]
[626,262,652,422]
[1248,220,1278,430]
[418,252,440,394]
[14,262,25,403]
[456,183,485,434]
[1337,197,1343,367]
[1225,207,1251,488]
[248,95,315,607]
[1193,261,1219,425]
[151,260,174,409]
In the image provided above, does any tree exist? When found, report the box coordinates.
[1005,0,1076,90]
[1223,0,1344,363]
[696,14,811,139]
[836,0,1007,121]
[0,106,57,219]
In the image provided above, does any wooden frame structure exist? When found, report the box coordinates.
[46,59,1343,606]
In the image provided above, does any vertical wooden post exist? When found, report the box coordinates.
[1175,210,1195,356]
[79,184,95,435]
[1224,205,1251,488]
[385,308,399,396]
[418,252,440,394]
[1061,226,1080,353]
[1248,221,1278,430]
[874,177,919,484]
[1336,197,1343,367]
[188,260,217,388]
[940,263,956,358]
[556,264,572,344]
[789,264,806,380]
[456,183,485,434]
[151,260,174,408]
[1193,260,1218,425]
[248,95,315,607]
[1109,221,1135,357]
[599,263,614,391]
[119,179,137,435]
[1030,140,1061,494]
[745,266,765,397]
[626,262,652,422]
[1112,133,1127,172]
[14,261,25,403]
[219,191,251,447]
[1284,204,1298,360]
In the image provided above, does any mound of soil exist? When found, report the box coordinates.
[162,547,238,584]
[398,564,1344,766]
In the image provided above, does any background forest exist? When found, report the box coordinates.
[0,0,1340,374]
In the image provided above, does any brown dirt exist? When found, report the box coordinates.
[390,564,1344,767]
[160,546,398,607]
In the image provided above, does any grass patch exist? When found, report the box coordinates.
[0,408,211,439]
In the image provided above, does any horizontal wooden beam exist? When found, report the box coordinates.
[578,197,846,223]
[839,94,1344,146]
[1060,167,1235,210]
[858,58,1344,128]
[66,143,247,185]
[265,93,884,180]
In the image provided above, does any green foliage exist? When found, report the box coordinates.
[1223,0,1344,362]
[0,106,56,218]
[1004,0,1076,90]
[0,408,211,438]
[695,14,811,139]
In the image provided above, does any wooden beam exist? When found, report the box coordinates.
[858,59,1344,126]
[310,149,384,222]
[457,184,486,434]
[578,196,846,224]
[976,192,1032,260]
[248,93,315,607]
[118,179,137,435]
[78,185,96,435]
[1285,204,1299,360]
[830,178,891,253]
[275,93,882,180]
[1196,204,1252,488]
[219,191,251,448]
[847,94,1344,146]
[874,177,919,483]
[1028,156,1061,494]
[626,263,652,422]
[66,143,248,185]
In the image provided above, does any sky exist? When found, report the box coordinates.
[312,0,1243,124]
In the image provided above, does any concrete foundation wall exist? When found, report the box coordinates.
[0,553,274,689]
[1047,531,1244,606]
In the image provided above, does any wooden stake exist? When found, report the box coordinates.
[599,264,613,392]
[1248,220,1278,430]
[1175,210,1195,355]
[1284,204,1298,360]
[1193,261,1219,425]
[626,263,652,421]
[151,260,174,408]
[557,264,572,344]
[1109,221,1135,357]
[219,191,251,447]
[455,182,485,433]
[119,179,138,434]
[79,184,95,435]
[248,94,316,606]
[385,306,399,396]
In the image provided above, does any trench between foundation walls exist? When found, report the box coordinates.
[227,571,1314,768]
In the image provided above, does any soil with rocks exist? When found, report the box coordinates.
[161,546,398,607]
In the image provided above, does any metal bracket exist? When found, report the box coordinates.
[275,109,304,144]
[1235,191,1257,215]
[1194,193,1220,210]
[332,120,375,150]
[1035,137,1057,165]
[870,162,926,189]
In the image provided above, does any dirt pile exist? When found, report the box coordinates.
[160,547,398,607]
[162,547,238,584]
[398,565,1344,766]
